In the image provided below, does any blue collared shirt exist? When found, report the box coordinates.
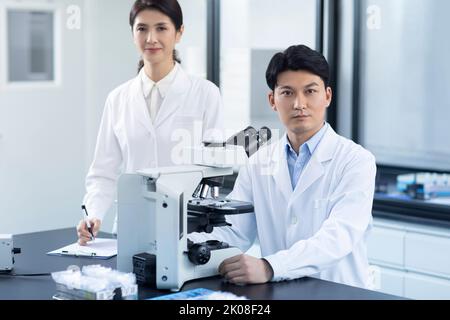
[285,123,329,190]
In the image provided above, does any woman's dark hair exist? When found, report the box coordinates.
[130,0,183,72]
[265,45,330,91]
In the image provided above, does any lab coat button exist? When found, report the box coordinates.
[291,216,298,225]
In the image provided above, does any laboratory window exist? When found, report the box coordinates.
[220,0,320,134]
[177,0,208,79]
[7,9,55,82]
[358,0,450,172]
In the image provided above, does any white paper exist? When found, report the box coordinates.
[428,197,450,206]
[47,238,117,259]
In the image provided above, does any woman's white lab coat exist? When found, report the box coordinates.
[83,65,223,222]
[189,125,377,289]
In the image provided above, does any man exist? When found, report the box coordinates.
[189,45,376,289]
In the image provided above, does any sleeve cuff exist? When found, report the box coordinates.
[263,254,289,282]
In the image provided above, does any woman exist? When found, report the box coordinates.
[77,0,223,245]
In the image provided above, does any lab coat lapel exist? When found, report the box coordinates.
[270,141,293,202]
[293,155,324,197]
[130,75,156,137]
[154,67,191,128]
[292,126,339,198]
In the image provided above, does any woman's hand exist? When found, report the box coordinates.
[77,218,102,245]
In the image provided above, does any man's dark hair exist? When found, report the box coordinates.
[265,45,330,91]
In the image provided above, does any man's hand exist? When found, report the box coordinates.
[218,254,274,285]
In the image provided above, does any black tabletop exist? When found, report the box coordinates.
[0,228,402,300]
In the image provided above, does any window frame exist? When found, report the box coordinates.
[0,1,61,90]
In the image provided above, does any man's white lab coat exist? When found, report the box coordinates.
[189,126,377,289]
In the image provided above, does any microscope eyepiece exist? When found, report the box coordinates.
[224,126,272,158]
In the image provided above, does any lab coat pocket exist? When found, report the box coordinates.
[313,198,330,233]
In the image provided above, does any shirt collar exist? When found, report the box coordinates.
[285,122,329,156]
[140,63,179,99]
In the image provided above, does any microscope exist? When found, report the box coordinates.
[116,127,271,291]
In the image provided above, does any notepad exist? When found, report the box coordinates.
[47,238,117,259]
[149,288,217,300]
[150,288,248,300]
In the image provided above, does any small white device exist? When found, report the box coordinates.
[0,234,14,272]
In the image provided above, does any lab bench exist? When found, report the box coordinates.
[0,228,401,300]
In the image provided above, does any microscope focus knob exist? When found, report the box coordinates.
[203,224,214,234]
[188,243,211,265]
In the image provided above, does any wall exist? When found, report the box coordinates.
[0,0,86,235]
[0,0,136,234]
[84,0,136,232]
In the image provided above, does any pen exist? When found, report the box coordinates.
[81,205,95,241]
